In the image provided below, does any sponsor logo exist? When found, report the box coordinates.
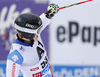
[32,72,42,77]
[25,23,35,29]
[30,67,39,71]
[31,63,50,77]
[12,55,18,62]
[53,65,100,77]
[12,63,16,77]
[57,21,100,46]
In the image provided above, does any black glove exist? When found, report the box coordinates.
[45,4,59,19]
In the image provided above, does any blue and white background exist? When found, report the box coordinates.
[0,0,100,77]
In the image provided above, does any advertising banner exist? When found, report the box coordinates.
[0,0,48,61]
[52,65,100,77]
[49,0,100,65]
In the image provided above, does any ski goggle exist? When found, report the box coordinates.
[15,24,43,34]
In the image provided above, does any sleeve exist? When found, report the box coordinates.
[6,50,24,77]
[39,13,52,33]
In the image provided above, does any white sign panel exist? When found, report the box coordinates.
[49,0,100,65]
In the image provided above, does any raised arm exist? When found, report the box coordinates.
[39,4,59,33]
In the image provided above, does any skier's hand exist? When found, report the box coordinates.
[48,4,59,14]
[45,4,59,19]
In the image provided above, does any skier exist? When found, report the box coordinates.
[6,4,59,77]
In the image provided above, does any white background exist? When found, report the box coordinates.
[49,0,100,65]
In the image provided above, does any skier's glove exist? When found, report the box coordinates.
[45,4,59,19]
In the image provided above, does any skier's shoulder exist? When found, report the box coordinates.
[7,43,24,65]
[9,39,26,55]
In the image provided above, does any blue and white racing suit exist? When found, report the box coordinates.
[6,13,52,77]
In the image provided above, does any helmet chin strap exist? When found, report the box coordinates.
[16,34,34,47]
